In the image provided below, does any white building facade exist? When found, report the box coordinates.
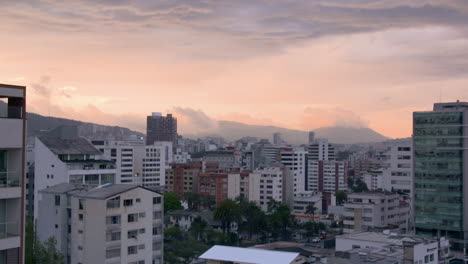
[0,84,26,264]
[37,184,164,264]
[92,140,172,187]
[280,148,307,196]
[33,133,117,220]
[343,192,410,234]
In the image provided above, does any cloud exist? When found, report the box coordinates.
[302,107,369,129]
[31,75,51,97]
[3,0,468,59]
[171,107,219,135]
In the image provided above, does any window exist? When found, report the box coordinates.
[105,247,121,259]
[153,227,159,235]
[136,198,141,203]
[106,215,121,225]
[107,197,120,209]
[78,214,83,221]
[55,195,61,206]
[139,212,146,218]
[79,199,84,210]
[128,246,138,255]
[106,231,121,241]
[153,197,161,204]
[139,228,145,234]
[124,199,133,207]
[128,230,138,239]
[128,213,138,223]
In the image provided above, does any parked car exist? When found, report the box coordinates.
[312,237,321,243]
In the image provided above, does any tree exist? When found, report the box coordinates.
[268,203,292,240]
[164,226,209,264]
[336,191,348,205]
[164,192,183,213]
[352,179,369,193]
[189,216,208,241]
[184,192,201,211]
[236,199,267,240]
[25,219,64,264]
[201,195,215,210]
[214,199,240,234]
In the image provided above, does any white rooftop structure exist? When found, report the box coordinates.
[199,245,300,264]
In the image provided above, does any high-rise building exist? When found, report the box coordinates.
[37,183,164,264]
[272,132,286,146]
[308,138,335,161]
[0,84,26,264]
[307,160,347,193]
[381,138,413,197]
[308,131,315,145]
[279,148,307,195]
[413,101,468,248]
[146,113,178,148]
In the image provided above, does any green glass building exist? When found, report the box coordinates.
[414,102,468,248]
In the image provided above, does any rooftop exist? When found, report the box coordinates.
[337,232,435,246]
[40,183,160,200]
[199,245,299,264]
[39,136,102,155]
[73,184,140,200]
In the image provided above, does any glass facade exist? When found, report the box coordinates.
[414,112,464,239]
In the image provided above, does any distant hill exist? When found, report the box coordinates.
[14,101,388,144]
[187,120,390,144]
[26,112,144,141]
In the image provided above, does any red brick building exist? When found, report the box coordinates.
[165,161,203,199]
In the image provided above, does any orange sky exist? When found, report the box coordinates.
[2,1,468,138]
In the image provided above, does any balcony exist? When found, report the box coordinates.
[0,172,20,188]
[0,221,19,239]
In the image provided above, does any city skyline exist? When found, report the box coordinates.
[2,1,468,138]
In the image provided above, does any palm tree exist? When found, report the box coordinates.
[214,199,240,234]
[189,216,207,241]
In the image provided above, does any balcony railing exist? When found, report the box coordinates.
[0,221,19,239]
[0,172,20,188]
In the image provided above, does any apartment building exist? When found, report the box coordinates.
[291,192,322,222]
[165,161,203,199]
[33,127,117,220]
[251,166,294,211]
[381,139,413,196]
[308,160,347,193]
[202,151,241,170]
[343,192,409,234]
[0,84,26,264]
[280,148,307,196]
[37,183,163,264]
[308,138,335,161]
[363,169,384,191]
[198,172,229,206]
[92,140,172,186]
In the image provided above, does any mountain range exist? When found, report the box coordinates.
[185,120,389,144]
[20,107,389,144]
